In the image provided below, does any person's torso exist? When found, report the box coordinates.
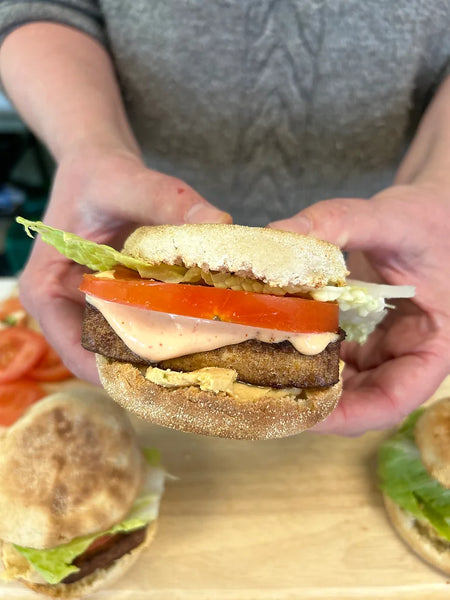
[101,0,450,224]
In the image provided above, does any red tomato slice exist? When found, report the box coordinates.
[80,271,339,333]
[83,534,116,557]
[0,380,46,426]
[0,327,48,383]
[29,346,73,382]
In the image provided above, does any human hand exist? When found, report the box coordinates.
[269,183,450,435]
[19,147,231,383]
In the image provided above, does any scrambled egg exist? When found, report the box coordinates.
[145,366,304,401]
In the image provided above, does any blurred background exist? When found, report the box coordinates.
[0,92,53,277]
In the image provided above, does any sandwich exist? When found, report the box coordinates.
[17,219,414,440]
[0,387,165,597]
[378,397,450,575]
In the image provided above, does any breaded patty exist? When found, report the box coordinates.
[82,303,343,388]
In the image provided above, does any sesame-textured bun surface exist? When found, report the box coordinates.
[0,389,144,549]
[382,494,450,576]
[123,224,348,289]
[96,356,342,440]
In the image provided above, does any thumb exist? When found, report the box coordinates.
[269,197,393,251]
[101,168,232,225]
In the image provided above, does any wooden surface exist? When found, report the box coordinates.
[2,377,450,599]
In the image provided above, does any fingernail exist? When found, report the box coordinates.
[269,215,312,234]
[185,204,232,224]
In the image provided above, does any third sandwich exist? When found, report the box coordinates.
[378,397,450,575]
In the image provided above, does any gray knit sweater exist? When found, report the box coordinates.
[1,1,449,225]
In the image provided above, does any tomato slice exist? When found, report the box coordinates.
[82,534,116,558]
[80,271,339,333]
[0,328,48,383]
[0,380,46,426]
[29,346,73,382]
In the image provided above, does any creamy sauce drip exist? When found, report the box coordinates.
[87,295,338,361]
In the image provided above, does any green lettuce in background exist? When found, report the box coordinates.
[11,450,165,585]
[378,409,450,541]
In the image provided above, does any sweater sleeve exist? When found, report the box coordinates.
[0,1,107,47]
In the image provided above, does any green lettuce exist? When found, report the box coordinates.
[17,217,150,273]
[378,410,450,541]
[17,217,200,282]
[311,279,415,343]
[13,450,165,585]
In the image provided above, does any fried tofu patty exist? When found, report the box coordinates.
[82,303,343,389]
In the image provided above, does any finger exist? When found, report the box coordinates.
[97,168,232,225]
[340,300,438,373]
[311,352,448,436]
[268,196,402,252]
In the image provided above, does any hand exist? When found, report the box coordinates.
[19,147,231,383]
[270,183,450,435]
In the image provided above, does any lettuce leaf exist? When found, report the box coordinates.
[17,217,150,273]
[311,279,415,343]
[13,449,165,585]
[378,410,450,541]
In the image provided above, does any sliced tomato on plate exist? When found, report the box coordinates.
[0,380,46,426]
[80,269,339,333]
[0,327,48,383]
[29,346,73,382]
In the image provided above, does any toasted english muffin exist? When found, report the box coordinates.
[0,388,144,549]
[123,223,348,289]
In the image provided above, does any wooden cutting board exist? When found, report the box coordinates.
[2,377,450,599]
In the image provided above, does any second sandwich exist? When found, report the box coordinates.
[0,388,165,598]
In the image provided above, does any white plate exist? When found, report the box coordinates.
[0,278,17,301]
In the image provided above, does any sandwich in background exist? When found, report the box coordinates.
[18,219,414,440]
[0,387,165,598]
[0,291,73,428]
[378,397,450,575]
